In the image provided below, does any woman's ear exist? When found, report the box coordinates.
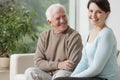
[106,12,110,17]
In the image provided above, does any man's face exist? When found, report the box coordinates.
[48,8,68,34]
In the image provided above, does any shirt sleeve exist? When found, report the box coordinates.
[72,30,116,77]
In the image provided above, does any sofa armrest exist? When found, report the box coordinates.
[10,53,34,80]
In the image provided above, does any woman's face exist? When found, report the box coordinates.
[88,3,109,26]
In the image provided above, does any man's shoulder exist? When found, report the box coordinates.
[66,27,82,44]
[67,27,80,37]
[40,29,52,36]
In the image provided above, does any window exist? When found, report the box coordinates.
[75,0,90,46]
[0,0,76,53]
[19,0,71,53]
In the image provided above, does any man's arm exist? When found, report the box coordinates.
[68,32,83,68]
[57,32,83,71]
[34,33,59,72]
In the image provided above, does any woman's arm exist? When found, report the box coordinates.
[72,29,116,77]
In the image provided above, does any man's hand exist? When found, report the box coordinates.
[58,60,74,71]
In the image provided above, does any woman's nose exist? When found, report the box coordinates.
[92,12,96,18]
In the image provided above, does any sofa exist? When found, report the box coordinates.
[10,50,120,80]
[10,53,34,80]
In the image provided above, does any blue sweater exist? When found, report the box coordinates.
[71,27,120,80]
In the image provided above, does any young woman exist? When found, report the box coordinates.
[54,0,120,80]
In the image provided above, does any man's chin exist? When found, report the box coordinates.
[61,25,68,29]
[61,27,68,33]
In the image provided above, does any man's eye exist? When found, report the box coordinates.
[56,18,60,20]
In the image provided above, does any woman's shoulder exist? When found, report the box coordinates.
[99,27,116,42]
[99,27,114,37]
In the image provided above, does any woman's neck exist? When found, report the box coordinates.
[93,23,106,31]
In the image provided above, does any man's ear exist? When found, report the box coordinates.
[47,20,51,25]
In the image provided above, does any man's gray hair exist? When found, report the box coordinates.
[45,3,66,21]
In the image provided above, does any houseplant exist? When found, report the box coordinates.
[0,1,37,69]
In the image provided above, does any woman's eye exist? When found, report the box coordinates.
[89,10,93,13]
[97,11,102,13]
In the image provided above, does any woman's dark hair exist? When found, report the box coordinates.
[87,0,111,13]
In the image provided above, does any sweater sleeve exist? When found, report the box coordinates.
[34,32,58,72]
[67,32,83,69]
[72,30,116,77]
[70,49,88,76]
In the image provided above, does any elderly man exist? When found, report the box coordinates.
[25,3,83,80]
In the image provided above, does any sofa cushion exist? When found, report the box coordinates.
[15,74,25,80]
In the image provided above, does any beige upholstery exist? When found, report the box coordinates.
[10,53,34,80]
[10,51,120,80]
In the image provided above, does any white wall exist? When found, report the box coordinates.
[69,0,76,29]
[107,0,120,50]
[78,0,120,49]
[77,0,89,46]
